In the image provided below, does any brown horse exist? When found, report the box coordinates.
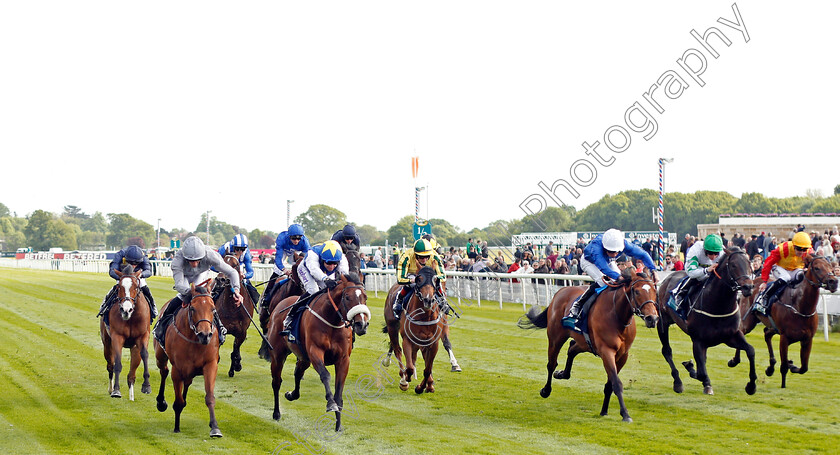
[258,255,303,360]
[215,254,255,377]
[729,254,837,388]
[154,281,223,437]
[100,266,152,400]
[266,273,370,432]
[520,268,658,422]
[382,266,449,393]
[656,247,756,396]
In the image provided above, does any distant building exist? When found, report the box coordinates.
[697,214,840,240]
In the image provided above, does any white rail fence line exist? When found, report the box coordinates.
[3,258,838,340]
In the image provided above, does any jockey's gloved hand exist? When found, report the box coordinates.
[325,279,338,290]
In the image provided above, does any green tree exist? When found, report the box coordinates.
[295,205,347,238]
[834,184,840,196]
[107,213,155,249]
[45,219,78,249]
[24,210,55,250]
[81,212,108,234]
[355,224,384,245]
[0,202,10,218]
[386,215,415,246]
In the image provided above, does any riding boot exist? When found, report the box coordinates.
[262,276,277,307]
[141,285,157,321]
[214,311,227,345]
[96,286,118,318]
[753,279,785,315]
[246,282,260,306]
[562,283,598,330]
[393,286,410,319]
[280,292,310,338]
[154,295,183,346]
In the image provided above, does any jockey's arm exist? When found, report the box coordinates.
[242,250,255,280]
[761,248,781,282]
[396,253,413,284]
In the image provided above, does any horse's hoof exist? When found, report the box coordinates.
[727,359,739,368]
[765,366,775,377]
[415,385,424,394]
[451,365,462,372]
[284,391,299,401]
[326,403,340,413]
[553,370,569,380]
[703,386,714,395]
[228,369,235,378]
[539,388,551,398]
[111,391,122,398]
[399,382,409,391]
[157,400,168,412]
[745,382,756,395]
[210,428,223,438]
[382,357,391,367]
[141,384,151,394]
[673,383,684,394]
[623,417,633,423]
[426,386,434,393]
[234,363,242,372]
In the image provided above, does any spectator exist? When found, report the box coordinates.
[745,234,759,258]
[663,254,675,272]
[514,246,523,262]
[507,258,521,282]
[751,254,764,275]
[544,241,555,258]
[672,256,685,271]
[517,260,534,274]
[641,238,653,257]
[471,256,490,273]
[391,242,400,268]
[466,238,477,259]
[720,232,729,248]
[732,233,745,249]
[756,232,766,259]
[679,234,691,262]
[819,235,833,258]
[374,247,384,268]
[555,258,571,275]
[481,240,489,259]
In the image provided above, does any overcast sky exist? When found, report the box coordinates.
[1,1,836,235]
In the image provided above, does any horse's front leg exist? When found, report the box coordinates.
[541,333,568,398]
[417,343,439,394]
[400,337,416,391]
[333,356,350,432]
[764,326,778,377]
[154,344,170,412]
[790,335,812,375]
[688,341,713,395]
[442,332,461,372]
[779,334,791,388]
[128,345,140,401]
[285,357,310,402]
[309,350,338,413]
[172,372,185,433]
[600,349,631,422]
[657,319,684,393]
[726,332,757,395]
[110,336,124,398]
[228,334,244,377]
[555,338,586,380]
[204,362,222,437]
[139,334,151,394]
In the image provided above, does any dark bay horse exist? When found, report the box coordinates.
[216,254,255,377]
[520,268,659,422]
[729,255,837,388]
[154,282,223,437]
[258,255,303,360]
[100,266,152,400]
[382,266,449,393]
[266,273,370,432]
[657,247,757,395]
[341,243,362,275]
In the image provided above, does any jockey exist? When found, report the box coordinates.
[280,240,349,339]
[668,234,725,317]
[96,245,157,323]
[153,236,242,346]
[752,231,812,315]
[562,228,656,331]
[332,224,361,251]
[262,224,311,306]
[216,233,261,305]
[393,238,447,319]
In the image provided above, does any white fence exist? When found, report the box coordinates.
[2,258,838,340]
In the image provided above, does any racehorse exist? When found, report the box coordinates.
[341,242,362,275]
[656,247,757,395]
[266,273,370,432]
[382,266,451,393]
[258,254,303,360]
[729,254,837,388]
[215,254,255,378]
[99,265,152,400]
[154,281,223,437]
[519,267,658,422]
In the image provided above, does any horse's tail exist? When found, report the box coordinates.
[381,323,388,334]
[258,338,271,362]
[518,306,548,330]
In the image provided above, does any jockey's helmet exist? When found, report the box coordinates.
[125,245,145,263]
[793,231,812,249]
[703,234,724,253]
[231,234,248,249]
[342,224,356,240]
[602,229,625,252]
[288,223,305,237]
[319,240,343,263]
[182,236,207,261]
[414,239,434,257]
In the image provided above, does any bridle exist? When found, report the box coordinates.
[173,292,217,344]
[713,250,753,293]
[609,277,656,323]
[805,255,836,290]
[308,284,369,329]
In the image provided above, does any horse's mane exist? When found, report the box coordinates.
[343,272,362,285]
[344,243,359,252]
[120,263,134,275]
[725,246,744,255]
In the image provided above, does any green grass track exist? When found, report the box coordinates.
[1,267,839,454]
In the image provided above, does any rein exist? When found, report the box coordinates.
[172,293,216,344]
[611,278,656,327]
[307,284,368,329]
[690,250,751,318]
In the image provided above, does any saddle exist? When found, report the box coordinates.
[285,291,321,345]
[577,284,607,355]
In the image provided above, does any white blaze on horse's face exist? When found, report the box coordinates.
[120,277,134,319]
[641,284,651,292]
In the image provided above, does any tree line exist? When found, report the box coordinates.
[3,187,840,252]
